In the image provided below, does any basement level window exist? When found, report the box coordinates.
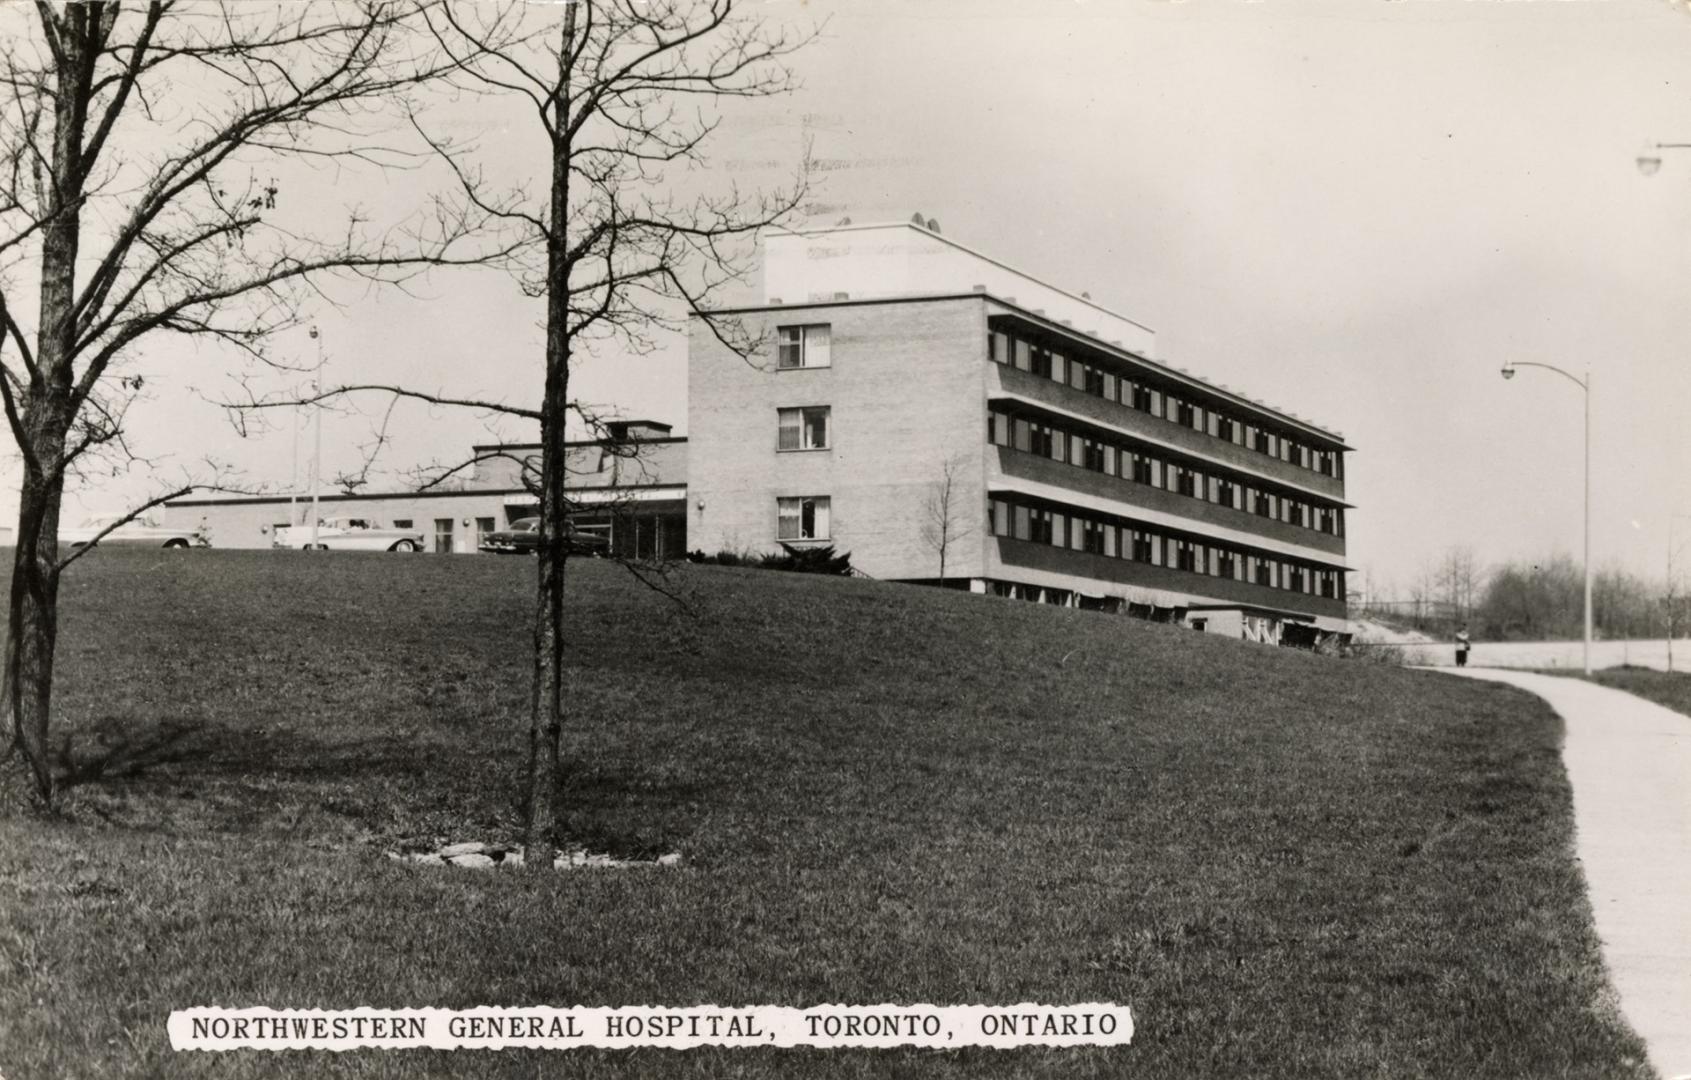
[776,495,830,541]
[777,324,831,369]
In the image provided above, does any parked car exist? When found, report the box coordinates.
[59,514,207,549]
[271,516,424,552]
[478,517,611,556]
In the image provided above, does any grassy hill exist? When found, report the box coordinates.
[0,549,1651,1079]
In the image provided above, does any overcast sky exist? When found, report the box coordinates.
[26,0,1691,595]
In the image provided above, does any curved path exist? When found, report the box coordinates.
[1436,668,1691,1079]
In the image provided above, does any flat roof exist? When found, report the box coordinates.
[768,220,1158,338]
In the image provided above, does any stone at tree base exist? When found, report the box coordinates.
[438,842,488,858]
[446,853,496,868]
[657,853,681,867]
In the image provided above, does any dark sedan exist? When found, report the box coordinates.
[479,517,610,556]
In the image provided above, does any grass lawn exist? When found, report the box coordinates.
[1576,666,1691,720]
[0,549,1652,1079]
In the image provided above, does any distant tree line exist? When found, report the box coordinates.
[1359,548,1688,643]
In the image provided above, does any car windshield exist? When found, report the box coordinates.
[511,518,540,532]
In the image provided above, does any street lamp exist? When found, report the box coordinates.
[1637,141,1691,177]
[1499,360,1592,675]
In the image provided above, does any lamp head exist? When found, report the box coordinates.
[1500,362,1516,381]
[1638,151,1664,178]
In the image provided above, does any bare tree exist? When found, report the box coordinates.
[1436,545,1482,623]
[233,0,814,869]
[919,455,975,583]
[0,1,508,805]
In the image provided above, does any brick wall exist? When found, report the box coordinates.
[687,297,990,579]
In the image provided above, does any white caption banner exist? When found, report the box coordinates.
[169,1003,1133,1051]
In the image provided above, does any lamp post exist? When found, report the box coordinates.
[1636,141,1691,177]
[308,326,324,550]
[1500,360,1592,675]
[1638,143,1690,669]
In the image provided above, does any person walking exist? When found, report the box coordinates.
[1455,625,1472,668]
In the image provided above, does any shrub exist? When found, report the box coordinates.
[759,543,854,576]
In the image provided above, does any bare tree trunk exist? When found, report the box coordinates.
[521,0,577,871]
[6,448,68,805]
[5,18,89,805]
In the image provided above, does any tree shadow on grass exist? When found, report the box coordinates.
[51,713,468,793]
[54,716,211,790]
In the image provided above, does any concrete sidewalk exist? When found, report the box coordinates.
[1436,668,1691,1079]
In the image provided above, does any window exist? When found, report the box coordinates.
[777,324,831,369]
[990,331,1011,364]
[1030,346,1052,380]
[776,496,831,540]
[989,411,1012,446]
[1079,437,1107,473]
[1173,539,1197,573]
[1079,518,1105,554]
[392,518,414,530]
[778,406,830,451]
[475,517,496,548]
[1130,452,1153,486]
[1127,528,1154,563]
[1174,467,1196,499]
[1027,421,1055,458]
[1014,339,1032,371]
[1215,479,1234,508]
[1028,508,1055,545]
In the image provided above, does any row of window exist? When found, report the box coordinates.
[988,329,1342,479]
[988,409,1343,537]
[988,497,1343,599]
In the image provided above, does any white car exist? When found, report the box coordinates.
[59,514,206,549]
[271,516,423,552]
